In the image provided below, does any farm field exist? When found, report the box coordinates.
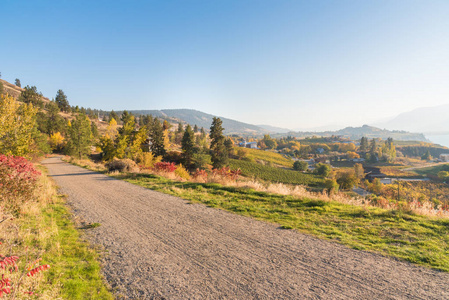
[229,159,325,187]
[238,147,294,167]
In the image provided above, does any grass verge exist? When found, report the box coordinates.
[115,172,449,272]
[14,165,113,299]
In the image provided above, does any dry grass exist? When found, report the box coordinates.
[65,156,107,172]
[68,156,448,218]
[0,169,60,299]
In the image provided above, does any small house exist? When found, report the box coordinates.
[440,154,449,162]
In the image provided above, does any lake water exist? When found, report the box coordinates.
[427,135,449,148]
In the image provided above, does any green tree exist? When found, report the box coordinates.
[380,137,396,162]
[91,121,99,139]
[115,113,136,158]
[14,78,21,87]
[314,163,331,177]
[210,117,228,169]
[0,94,37,156]
[18,86,43,108]
[181,125,195,168]
[142,114,153,126]
[336,170,358,190]
[98,135,115,161]
[354,163,364,180]
[324,179,339,194]
[45,101,66,134]
[293,160,308,171]
[0,81,4,95]
[369,138,377,162]
[193,124,199,133]
[437,171,449,181]
[262,134,277,150]
[67,113,92,159]
[109,110,119,123]
[360,137,369,151]
[149,119,166,157]
[55,89,71,112]
[421,150,432,161]
[177,122,184,134]
[224,138,234,156]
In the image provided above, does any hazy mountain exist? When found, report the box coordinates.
[127,109,270,135]
[272,125,427,141]
[257,124,291,133]
[373,104,449,134]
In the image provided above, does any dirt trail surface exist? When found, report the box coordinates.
[42,157,449,299]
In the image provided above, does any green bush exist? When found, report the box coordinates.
[293,160,308,171]
[314,163,331,177]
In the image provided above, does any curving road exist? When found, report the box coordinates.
[43,157,449,299]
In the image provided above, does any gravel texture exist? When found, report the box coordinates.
[43,157,449,299]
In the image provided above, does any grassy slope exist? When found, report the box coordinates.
[414,163,449,177]
[240,148,294,167]
[115,172,449,272]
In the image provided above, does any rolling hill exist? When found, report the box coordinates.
[126,109,271,135]
[272,125,427,141]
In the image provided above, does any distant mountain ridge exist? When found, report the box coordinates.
[127,109,270,135]
[125,109,426,141]
[272,125,427,141]
[373,104,449,134]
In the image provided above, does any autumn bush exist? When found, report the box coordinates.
[106,158,139,173]
[0,155,41,213]
[153,162,177,173]
[135,152,162,169]
[175,164,191,180]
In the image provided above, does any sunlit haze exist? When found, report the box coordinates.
[1,0,449,129]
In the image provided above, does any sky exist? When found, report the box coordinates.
[1,0,449,130]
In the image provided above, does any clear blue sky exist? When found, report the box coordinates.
[1,0,449,129]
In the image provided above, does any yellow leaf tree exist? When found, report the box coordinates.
[49,132,65,151]
[0,94,37,156]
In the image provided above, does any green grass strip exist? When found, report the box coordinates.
[116,172,449,272]
[21,195,113,299]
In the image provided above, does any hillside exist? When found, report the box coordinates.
[126,109,270,135]
[272,125,427,141]
[0,78,51,104]
[373,104,449,134]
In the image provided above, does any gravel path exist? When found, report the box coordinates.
[42,157,449,299]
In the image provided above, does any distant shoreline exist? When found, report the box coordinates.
[426,134,449,148]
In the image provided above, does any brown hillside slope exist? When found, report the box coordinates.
[0,78,108,134]
[0,78,51,105]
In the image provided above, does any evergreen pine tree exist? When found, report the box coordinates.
[210,117,228,168]
[109,110,119,123]
[360,137,369,151]
[181,125,195,168]
[149,119,166,157]
[55,89,70,112]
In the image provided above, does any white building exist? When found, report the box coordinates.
[440,154,449,162]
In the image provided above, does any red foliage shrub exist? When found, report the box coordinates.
[211,167,242,181]
[192,169,208,180]
[0,155,41,211]
[153,162,177,173]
